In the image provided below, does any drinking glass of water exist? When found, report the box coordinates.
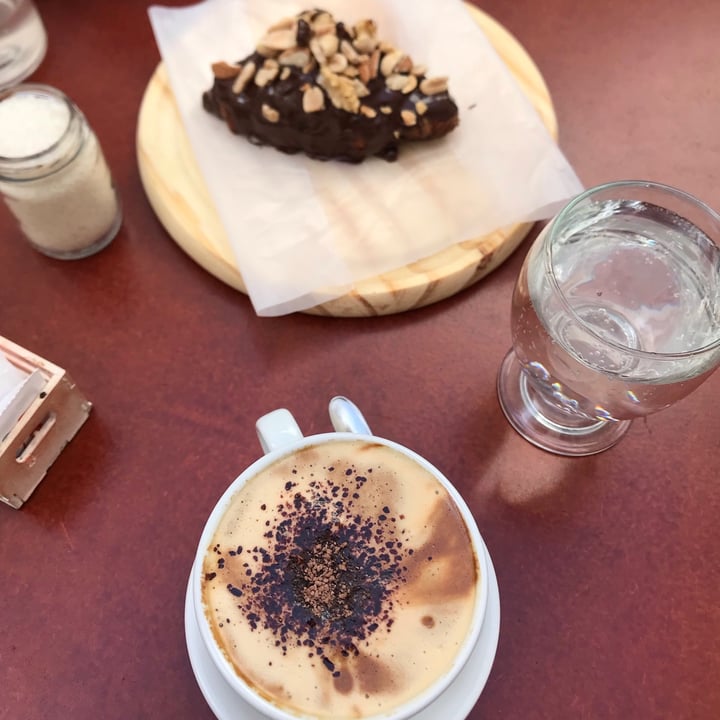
[497,180,720,456]
[0,0,46,90]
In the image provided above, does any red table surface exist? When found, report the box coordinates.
[1,1,719,719]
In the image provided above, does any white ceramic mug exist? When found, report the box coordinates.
[192,397,489,720]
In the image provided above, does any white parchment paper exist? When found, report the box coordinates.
[148,0,583,316]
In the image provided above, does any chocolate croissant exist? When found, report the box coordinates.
[202,9,459,163]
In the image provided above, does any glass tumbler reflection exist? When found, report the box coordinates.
[0,0,47,90]
[497,180,720,456]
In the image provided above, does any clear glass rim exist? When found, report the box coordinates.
[545,179,720,361]
[0,83,77,172]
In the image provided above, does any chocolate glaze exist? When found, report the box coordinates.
[202,18,459,163]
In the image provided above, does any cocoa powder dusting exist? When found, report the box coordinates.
[210,458,411,676]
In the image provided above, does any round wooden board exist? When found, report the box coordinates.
[136,5,557,317]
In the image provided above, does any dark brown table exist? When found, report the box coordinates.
[1,1,719,718]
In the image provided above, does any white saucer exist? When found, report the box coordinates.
[184,541,501,720]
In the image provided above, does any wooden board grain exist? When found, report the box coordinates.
[136,5,557,316]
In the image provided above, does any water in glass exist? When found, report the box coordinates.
[513,200,720,421]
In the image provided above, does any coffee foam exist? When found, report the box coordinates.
[201,439,479,719]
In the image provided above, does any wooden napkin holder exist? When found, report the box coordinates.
[0,336,92,509]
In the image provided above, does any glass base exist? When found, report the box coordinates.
[496,350,631,456]
[30,202,122,260]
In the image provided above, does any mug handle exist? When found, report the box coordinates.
[256,409,303,455]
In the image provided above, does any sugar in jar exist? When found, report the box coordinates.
[0,84,121,259]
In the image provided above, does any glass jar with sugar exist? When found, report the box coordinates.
[0,84,121,259]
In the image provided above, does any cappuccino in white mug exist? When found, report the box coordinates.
[201,438,480,719]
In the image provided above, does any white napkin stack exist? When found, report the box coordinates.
[0,353,46,443]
